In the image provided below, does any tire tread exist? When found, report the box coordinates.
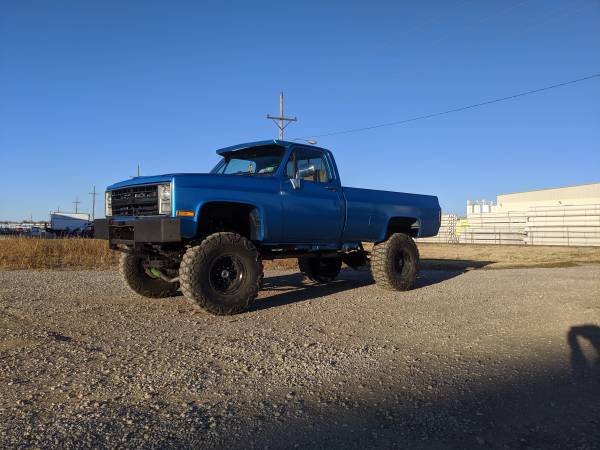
[119,253,179,298]
[371,233,420,291]
[179,232,263,315]
[298,256,342,283]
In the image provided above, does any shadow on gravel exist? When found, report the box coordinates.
[252,271,372,311]
[6,353,598,449]
[568,324,600,382]
[253,265,486,311]
[420,258,492,271]
[243,365,600,449]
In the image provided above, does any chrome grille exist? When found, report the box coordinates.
[111,185,159,216]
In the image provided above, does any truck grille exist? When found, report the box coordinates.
[111,185,159,216]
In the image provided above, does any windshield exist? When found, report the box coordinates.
[211,146,285,176]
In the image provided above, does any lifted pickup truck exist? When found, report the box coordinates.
[95,140,440,315]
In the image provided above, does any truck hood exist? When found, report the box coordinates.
[107,174,193,190]
[107,173,279,191]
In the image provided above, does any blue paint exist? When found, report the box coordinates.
[107,141,440,246]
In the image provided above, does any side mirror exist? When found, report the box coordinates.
[297,165,316,179]
[290,165,316,190]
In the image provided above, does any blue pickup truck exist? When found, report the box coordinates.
[95,140,440,315]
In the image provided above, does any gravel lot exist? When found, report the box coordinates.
[1,266,599,449]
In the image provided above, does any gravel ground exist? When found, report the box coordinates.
[0,266,599,449]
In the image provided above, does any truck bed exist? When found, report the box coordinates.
[341,187,440,242]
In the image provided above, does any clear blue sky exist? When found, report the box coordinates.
[1,0,599,221]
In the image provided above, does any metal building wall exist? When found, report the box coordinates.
[496,183,600,212]
[419,183,600,247]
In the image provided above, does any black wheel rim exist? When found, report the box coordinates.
[393,250,405,274]
[209,254,245,294]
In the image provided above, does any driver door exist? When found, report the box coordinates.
[280,148,344,244]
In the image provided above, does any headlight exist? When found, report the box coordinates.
[105,191,112,216]
[158,184,172,215]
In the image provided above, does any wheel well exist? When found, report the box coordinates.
[197,202,260,240]
[386,217,419,239]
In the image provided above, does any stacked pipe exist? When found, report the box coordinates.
[459,211,527,245]
[525,204,600,246]
[417,214,459,243]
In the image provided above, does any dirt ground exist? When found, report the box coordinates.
[1,262,599,448]
[416,243,600,270]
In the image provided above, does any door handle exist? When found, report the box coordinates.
[324,186,338,191]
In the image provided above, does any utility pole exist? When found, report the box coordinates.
[73,197,81,213]
[132,164,141,178]
[266,92,297,140]
[89,186,99,220]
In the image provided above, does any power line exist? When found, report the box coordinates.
[298,73,600,139]
[430,0,531,47]
[506,0,591,40]
[392,0,473,40]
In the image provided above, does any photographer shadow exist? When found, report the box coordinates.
[568,324,600,382]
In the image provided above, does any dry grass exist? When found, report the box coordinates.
[0,238,120,270]
[0,238,297,271]
[416,243,600,270]
[1,238,599,271]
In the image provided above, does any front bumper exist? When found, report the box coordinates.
[94,217,181,246]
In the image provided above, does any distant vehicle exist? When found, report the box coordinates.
[75,223,94,238]
[50,212,90,231]
[95,140,441,315]
[28,226,44,237]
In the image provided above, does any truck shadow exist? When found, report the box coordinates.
[252,271,370,311]
[420,258,492,271]
[252,260,490,312]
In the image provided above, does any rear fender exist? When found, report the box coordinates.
[379,216,420,241]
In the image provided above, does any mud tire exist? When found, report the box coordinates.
[120,253,179,298]
[298,256,342,283]
[179,232,263,315]
[371,233,419,291]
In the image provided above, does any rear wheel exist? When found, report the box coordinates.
[179,232,263,315]
[298,256,342,283]
[120,253,179,298]
[371,233,419,291]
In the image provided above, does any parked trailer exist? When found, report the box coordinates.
[49,212,91,234]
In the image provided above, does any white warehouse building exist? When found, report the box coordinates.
[462,182,600,246]
[495,182,600,212]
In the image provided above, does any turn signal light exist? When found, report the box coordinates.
[176,210,195,217]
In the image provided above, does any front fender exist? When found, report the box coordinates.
[176,198,267,241]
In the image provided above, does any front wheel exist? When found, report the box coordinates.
[371,233,419,291]
[179,232,263,315]
[120,253,179,298]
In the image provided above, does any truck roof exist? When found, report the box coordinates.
[215,140,327,156]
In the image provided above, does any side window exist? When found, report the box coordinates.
[285,149,332,183]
